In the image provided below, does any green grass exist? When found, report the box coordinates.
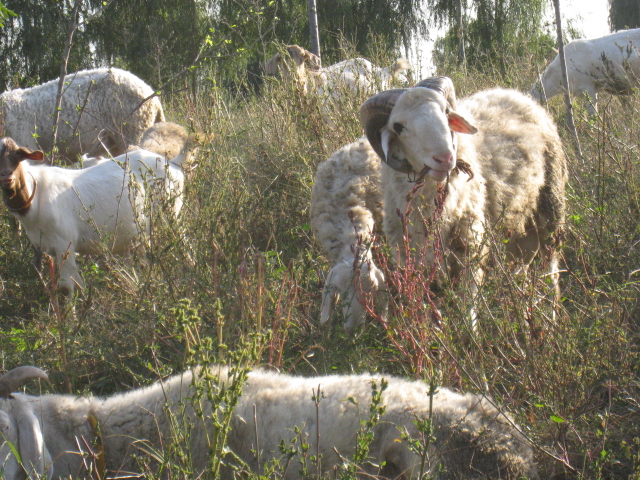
[1,53,639,479]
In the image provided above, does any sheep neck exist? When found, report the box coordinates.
[2,168,36,216]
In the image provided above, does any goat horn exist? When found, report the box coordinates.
[415,76,457,109]
[360,89,410,171]
[0,366,49,398]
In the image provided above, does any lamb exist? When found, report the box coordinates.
[311,77,567,329]
[137,121,208,172]
[264,44,411,98]
[0,365,537,479]
[0,68,165,161]
[530,28,640,115]
[264,44,322,84]
[0,134,185,297]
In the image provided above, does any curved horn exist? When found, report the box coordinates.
[360,89,413,173]
[415,76,457,109]
[0,367,48,399]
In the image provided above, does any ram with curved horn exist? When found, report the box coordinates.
[0,367,52,480]
[0,365,537,479]
[311,76,567,329]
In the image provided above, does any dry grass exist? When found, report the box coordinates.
[0,52,638,478]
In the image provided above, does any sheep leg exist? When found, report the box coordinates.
[539,247,562,322]
[583,87,598,115]
[507,228,561,322]
[320,256,386,329]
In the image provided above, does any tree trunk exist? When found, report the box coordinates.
[308,0,321,65]
[456,0,465,64]
[552,0,583,160]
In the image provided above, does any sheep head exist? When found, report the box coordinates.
[360,76,477,181]
[264,45,321,94]
[0,366,52,480]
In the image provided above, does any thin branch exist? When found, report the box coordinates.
[552,0,584,162]
[51,0,82,161]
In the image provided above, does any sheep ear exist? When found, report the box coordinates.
[17,148,45,162]
[448,111,478,134]
[14,403,50,479]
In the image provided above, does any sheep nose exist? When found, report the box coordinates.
[433,153,454,169]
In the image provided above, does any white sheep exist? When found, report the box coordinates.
[531,28,640,115]
[137,121,209,173]
[0,365,537,479]
[0,135,185,297]
[0,68,165,161]
[311,77,567,329]
[265,44,411,99]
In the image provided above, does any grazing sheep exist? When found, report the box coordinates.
[137,121,209,172]
[311,77,567,329]
[264,44,322,82]
[531,28,640,115]
[0,136,185,297]
[0,68,165,161]
[265,44,410,98]
[0,365,537,479]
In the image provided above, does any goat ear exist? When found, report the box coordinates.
[14,403,51,479]
[16,148,45,163]
[448,111,478,134]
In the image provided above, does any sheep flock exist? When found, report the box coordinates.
[3,29,638,479]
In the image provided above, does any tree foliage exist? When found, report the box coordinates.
[0,0,95,89]
[0,2,15,28]
[609,0,640,31]
[430,0,552,69]
[0,0,555,93]
[0,0,428,93]
[87,0,209,88]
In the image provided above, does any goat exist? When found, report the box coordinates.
[531,28,640,115]
[0,136,185,297]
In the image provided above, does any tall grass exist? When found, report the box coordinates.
[0,50,638,478]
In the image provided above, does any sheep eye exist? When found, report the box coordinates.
[393,123,404,134]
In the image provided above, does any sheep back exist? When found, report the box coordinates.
[0,68,164,161]
[0,366,537,479]
[460,89,567,247]
[228,369,537,479]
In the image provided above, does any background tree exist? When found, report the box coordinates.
[430,0,553,72]
[87,0,209,88]
[609,0,640,31]
[0,2,15,27]
[0,0,96,89]
[425,0,467,64]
